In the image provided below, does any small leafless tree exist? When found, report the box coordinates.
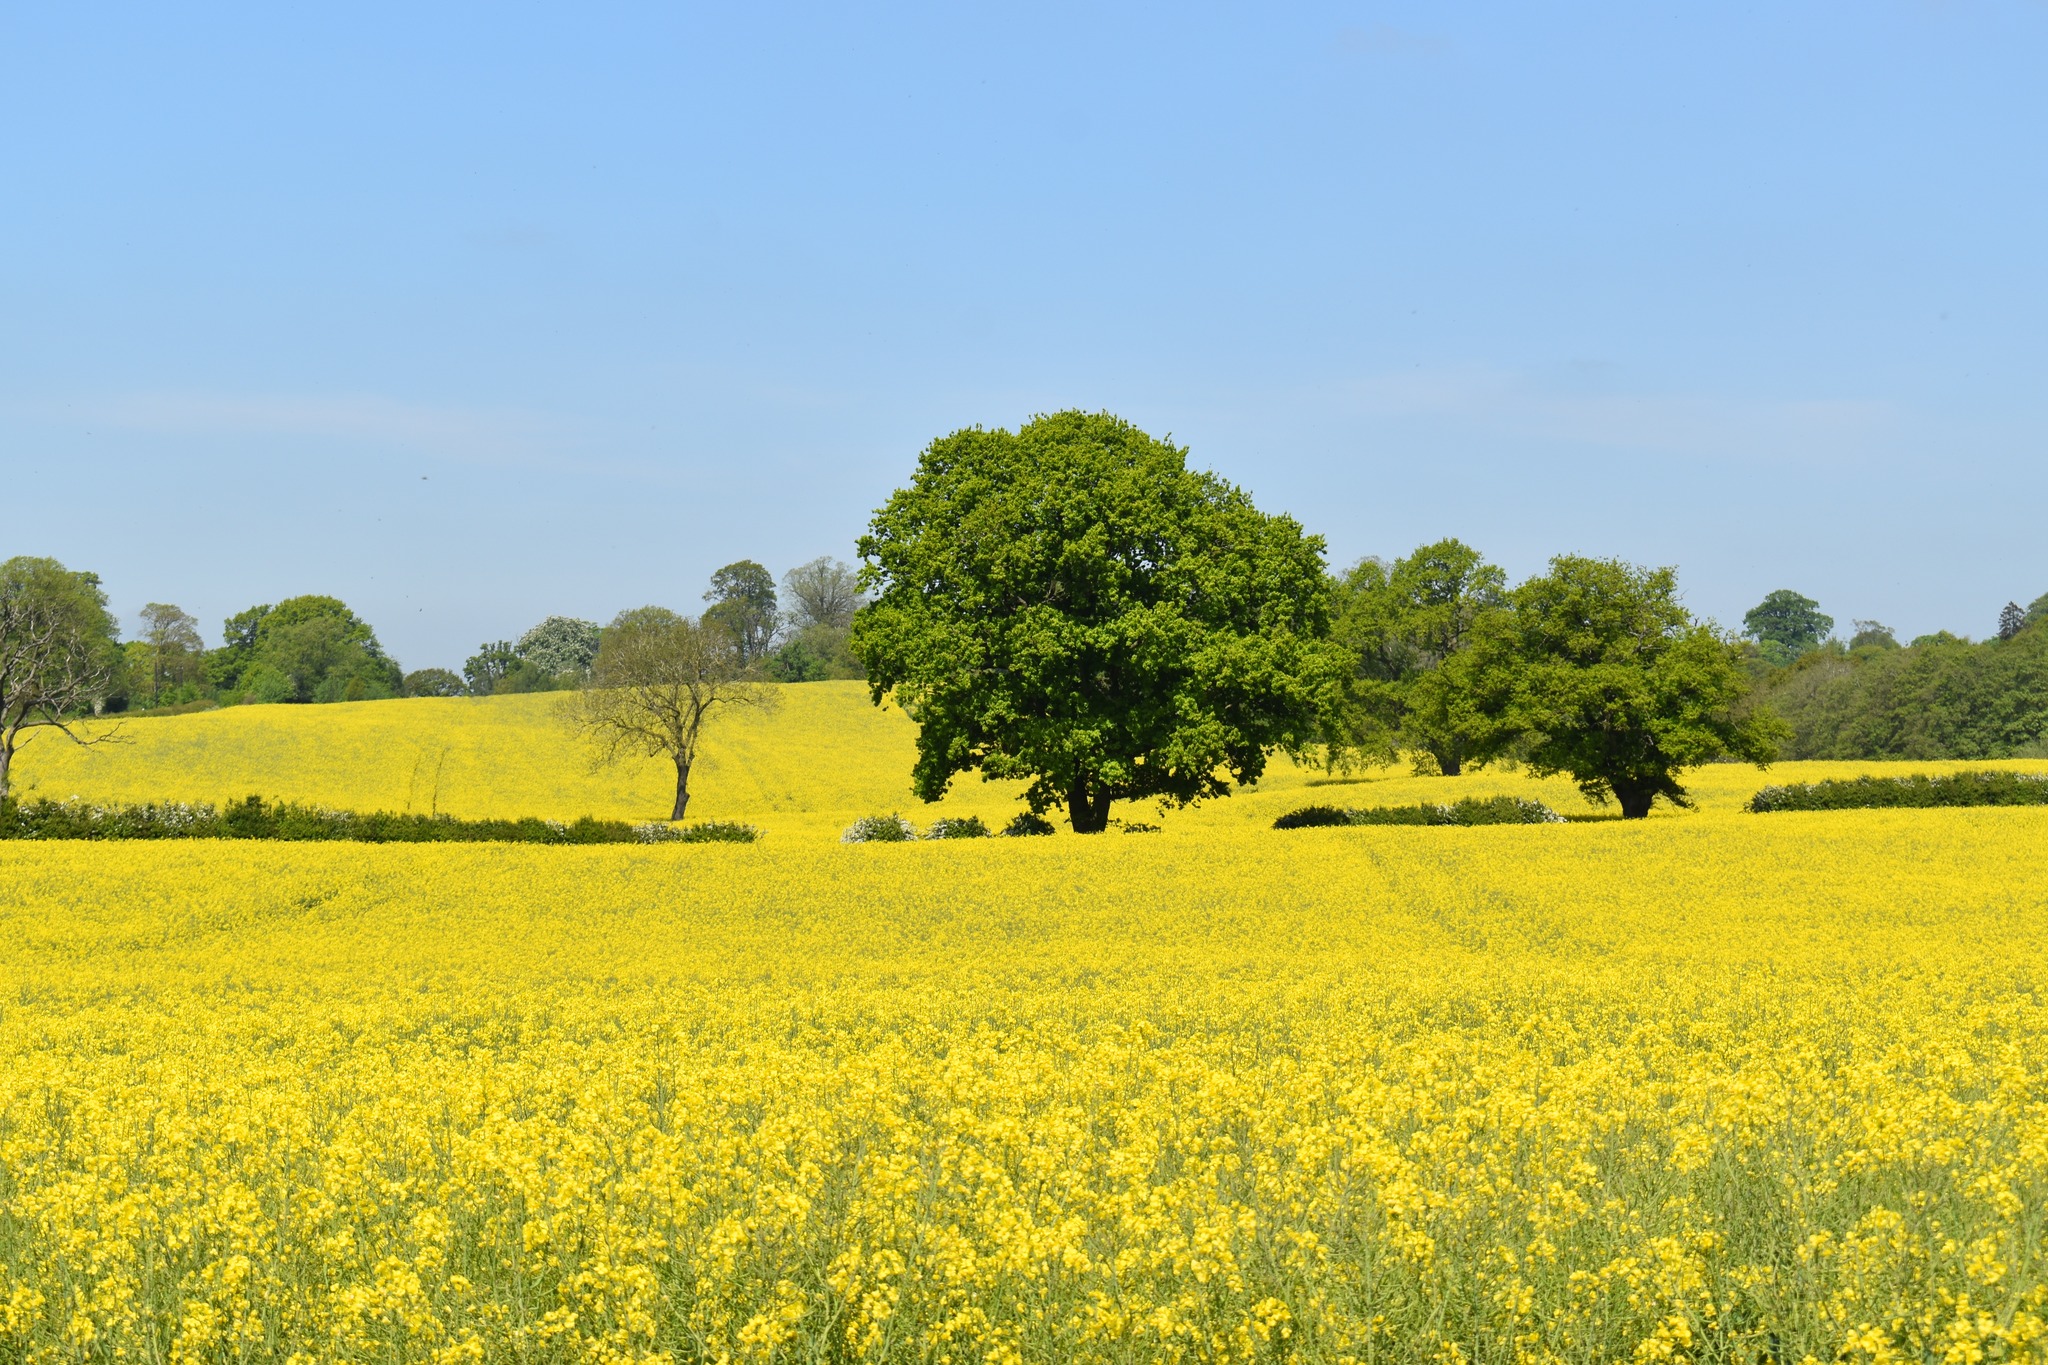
[561,607,776,820]
[0,563,122,801]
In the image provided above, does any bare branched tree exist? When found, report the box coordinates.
[561,607,776,820]
[0,558,123,801]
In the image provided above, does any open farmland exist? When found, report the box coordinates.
[16,685,2048,835]
[5,700,2048,1361]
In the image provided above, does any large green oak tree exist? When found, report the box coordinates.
[852,411,1342,832]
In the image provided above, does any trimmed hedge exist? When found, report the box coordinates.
[0,795,756,844]
[1275,796,1563,829]
[1748,771,2048,813]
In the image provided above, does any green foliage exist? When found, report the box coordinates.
[208,604,271,692]
[0,557,125,797]
[134,603,204,708]
[853,410,1341,833]
[1849,620,1899,650]
[2028,594,2048,628]
[262,596,402,703]
[214,597,400,703]
[239,663,295,705]
[0,794,751,843]
[1,557,118,669]
[1270,803,1354,829]
[925,816,990,839]
[1461,557,1784,818]
[464,641,521,696]
[766,634,830,682]
[1274,795,1562,828]
[1001,811,1057,837]
[704,561,780,666]
[767,623,864,682]
[119,698,219,719]
[1743,589,1834,655]
[1748,621,2048,759]
[1748,771,2048,813]
[671,820,764,843]
[461,629,583,696]
[1327,539,1506,775]
[221,605,268,652]
[491,660,560,695]
[403,668,466,698]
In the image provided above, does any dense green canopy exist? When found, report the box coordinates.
[852,410,1341,832]
[1462,556,1783,818]
[211,595,402,703]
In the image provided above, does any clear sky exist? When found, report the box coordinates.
[5,3,2043,670]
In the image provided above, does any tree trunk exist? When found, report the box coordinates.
[0,740,11,804]
[1614,781,1655,819]
[671,759,691,821]
[1067,777,1113,834]
[1434,746,1462,778]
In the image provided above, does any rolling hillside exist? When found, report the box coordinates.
[15,682,2048,836]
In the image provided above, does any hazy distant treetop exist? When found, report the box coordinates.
[782,557,863,631]
[1998,602,2026,642]
[139,603,203,654]
[1850,619,1899,649]
[1743,589,1833,652]
[516,616,601,677]
[136,603,204,705]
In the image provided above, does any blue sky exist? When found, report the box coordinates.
[5,2,2043,669]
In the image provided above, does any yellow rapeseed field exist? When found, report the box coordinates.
[17,684,2048,833]
[7,695,2048,1362]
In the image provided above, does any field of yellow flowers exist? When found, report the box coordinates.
[18,684,2048,834]
[7,695,2048,1362]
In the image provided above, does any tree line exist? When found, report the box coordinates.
[0,555,869,718]
[5,409,2043,822]
[1733,588,2048,761]
[435,557,868,700]
[0,554,868,805]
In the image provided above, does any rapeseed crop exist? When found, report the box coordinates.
[6,812,2048,1362]
[18,686,2048,835]
[9,687,1030,837]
